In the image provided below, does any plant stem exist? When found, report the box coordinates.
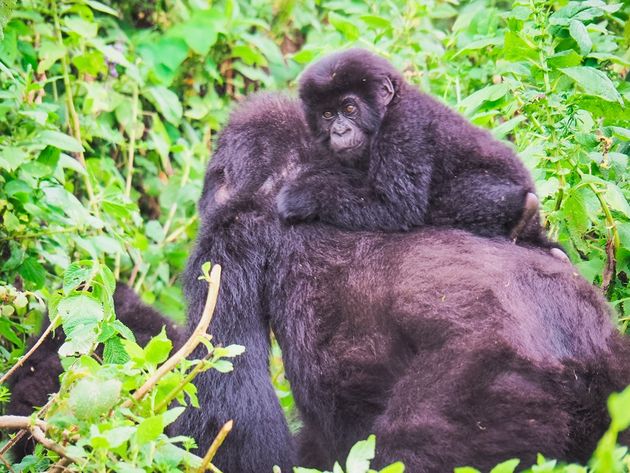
[51,0,98,215]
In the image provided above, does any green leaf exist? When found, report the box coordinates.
[329,12,360,41]
[608,386,630,431]
[136,415,164,444]
[169,10,222,56]
[454,468,481,473]
[57,295,104,334]
[503,31,538,62]
[144,327,172,365]
[39,130,84,152]
[561,67,623,104]
[18,257,46,289]
[604,183,630,218]
[379,462,405,473]
[68,378,122,420]
[569,20,592,55]
[359,15,391,30]
[547,50,583,69]
[144,87,182,125]
[103,337,130,364]
[490,459,520,473]
[64,16,97,38]
[103,426,135,448]
[212,360,234,373]
[37,40,65,73]
[0,146,28,171]
[3,211,20,232]
[63,261,95,294]
[346,435,376,473]
[459,83,509,116]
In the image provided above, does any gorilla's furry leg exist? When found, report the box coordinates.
[371,346,571,472]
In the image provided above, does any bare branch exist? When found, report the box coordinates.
[197,420,233,473]
[123,264,222,408]
[0,416,77,463]
[0,315,60,386]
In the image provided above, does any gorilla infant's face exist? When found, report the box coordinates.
[316,94,370,161]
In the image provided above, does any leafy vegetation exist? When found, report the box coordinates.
[0,0,628,471]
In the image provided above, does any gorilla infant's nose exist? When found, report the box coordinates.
[332,125,351,136]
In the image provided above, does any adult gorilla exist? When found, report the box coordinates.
[173,94,630,472]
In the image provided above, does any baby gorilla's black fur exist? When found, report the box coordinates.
[5,284,181,460]
[175,93,630,472]
[278,48,555,249]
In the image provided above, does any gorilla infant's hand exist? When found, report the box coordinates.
[277,178,322,224]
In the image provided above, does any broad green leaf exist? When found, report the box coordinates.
[68,378,122,420]
[547,50,582,69]
[569,20,592,55]
[359,15,391,29]
[39,130,84,152]
[103,336,130,364]
[64,16,97,38]
[0,146,28,171]
[144,328,173,365]
[329,12,360,41]
[136,415,164,444]
[604,184,630,218]
[37,40,66,73]
[561,67,623,104]
[144,86,182,125]
[3,211,20,232]
[57,294,104,332]
[103,426,135,448]
[346,435,376,473]
[503,31,538,62]
[459,83,509,116]
[454,468,481,473]
[63,261,95,294]
[18,257,46,289]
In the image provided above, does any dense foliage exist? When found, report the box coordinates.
[0,0,628,471]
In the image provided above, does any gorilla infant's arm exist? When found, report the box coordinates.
[278,49,554,248]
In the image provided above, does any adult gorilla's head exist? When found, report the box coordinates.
[298,49,401,162]
[197,93,308,222]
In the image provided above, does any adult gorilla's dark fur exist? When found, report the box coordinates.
[173,93,630,472]
[5,284,181,460]
[277,48,558,251]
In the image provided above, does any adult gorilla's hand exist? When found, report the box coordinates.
[277,175,322,224]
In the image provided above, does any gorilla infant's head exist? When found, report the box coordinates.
[298,49,402,162]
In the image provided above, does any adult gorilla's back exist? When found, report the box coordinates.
[176,93,630,472]
[270,225,626,470]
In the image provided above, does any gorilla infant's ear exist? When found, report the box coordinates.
[378,77,395,107]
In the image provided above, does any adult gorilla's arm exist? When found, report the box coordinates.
[171,224,296,473]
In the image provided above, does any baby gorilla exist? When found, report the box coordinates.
[278,49,561,253]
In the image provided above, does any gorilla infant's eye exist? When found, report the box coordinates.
[322,111,334,119]
[344,104,356,114]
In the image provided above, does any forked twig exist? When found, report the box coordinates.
[0,416,77,463]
